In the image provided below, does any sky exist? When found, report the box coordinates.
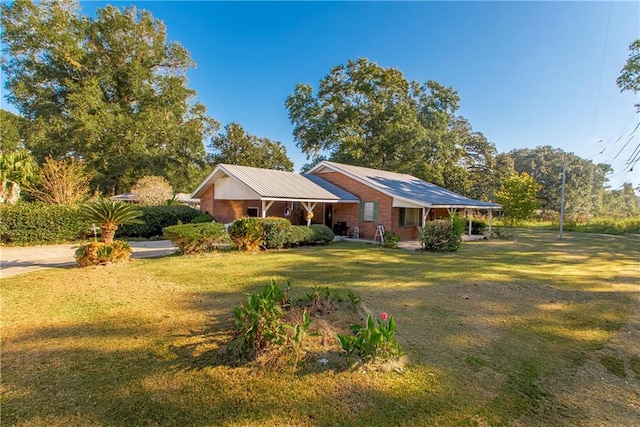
[4,1,640,190]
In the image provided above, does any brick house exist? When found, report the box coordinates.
[191,161,500,240]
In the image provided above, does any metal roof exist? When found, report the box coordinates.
[192,164,344,201]
[303,174,359,203]
[309,161,501,209]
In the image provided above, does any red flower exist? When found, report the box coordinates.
[380,312,389,321]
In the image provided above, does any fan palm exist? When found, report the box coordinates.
[79,199,143,244]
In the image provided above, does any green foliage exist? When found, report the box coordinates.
[116,205,202,238]
[286,58,492,191]
[29,156,90,205]
[286,225,316,246]
[347,290,362,307]
[337,313,404,362]
[0,202,90,245]
[302,285,345,314]
[0,149,38,204]
[496,172,541,226]
[210,122,294,171]
[471,220,488,235]
[227,280,291,361]
[0,109,27,152]
[617,39,640,110]
[74,240,132,266]
[78,199,143,243]
[491,226,515,240]
[563,217,640,235]
[190,213,214,224]
[228,217,265,251]
[162,222,229,254]
[382,230,400,248]
[261,217,292,249]
[419,218,464,252]
[1,1,218,193]
[309,224,335,244]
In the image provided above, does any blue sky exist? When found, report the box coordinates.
[5,1,640,189]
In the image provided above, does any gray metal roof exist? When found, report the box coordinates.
[303,174,359,203]
[311,161,501,209]
[192,164,342,201]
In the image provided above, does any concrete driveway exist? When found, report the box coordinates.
[0,240,178,279]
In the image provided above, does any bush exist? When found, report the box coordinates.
[190,213,214,224]
[382,230,400,248]
[309,224,335,244]
[419,217,464,252]
[0,202,90,245]
[337,312,404,362]
[75,240,132,266]
[163,222,230,254]
[286,225,316,247]
[491,226,515,240]
[471,220,488,235]
[228,217,264,251]
[262,217,292,249]
[116,205,202,238]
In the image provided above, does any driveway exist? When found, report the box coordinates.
[0,240,178,279]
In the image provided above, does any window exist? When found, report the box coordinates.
[246,207,259,217]
[399,208,420,226]
[363,202,375,222]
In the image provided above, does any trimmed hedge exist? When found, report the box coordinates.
[116,205,202,238]
[228,217,264,251]
[309,224,335,244]
[286,225,316,246]
[262,217,292,249]
[0,202,91,245]
[163,222,230,254]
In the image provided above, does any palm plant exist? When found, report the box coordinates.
[78,199,143,244]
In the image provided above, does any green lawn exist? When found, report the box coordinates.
[2,229,639,426]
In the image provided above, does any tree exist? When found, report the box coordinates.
[602,183,640,217]
[496,172,541,226]
[130,175,173,206]
[0,149,37,204]
[209,123,294,171]
[285,58,473,188]
[507,146,610,219]
[616,39,640,170]
[78,199,143,243]
[29,156,90,205]
[1,0,217,194]
[0,110,27,152]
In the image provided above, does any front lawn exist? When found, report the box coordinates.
[2,229,639,425]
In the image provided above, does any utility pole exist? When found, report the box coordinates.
[558,154,566,240]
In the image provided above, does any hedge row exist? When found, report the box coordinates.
[163,222,230,254]
[228,217,335,251]
[116,205,204,238]
[0,203,91,245]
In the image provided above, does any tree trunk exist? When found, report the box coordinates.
[101,223,118,244]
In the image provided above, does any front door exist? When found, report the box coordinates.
[324,204,333,229]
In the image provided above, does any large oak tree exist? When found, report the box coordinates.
[1,0,217,193]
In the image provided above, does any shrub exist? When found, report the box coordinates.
[337,312,404,362]
[309,224,335,244]
[0,202,90,245]
[116,205,202,238]
[190,213,214,224]
[286,225,315,247]
[419,217,464,252]
[75,240,132,266]
[228,217,264,251]
[491,226,515,240]
[163,222,230,254]
[130,175,173,206]
[262,217,292,249]
[471,220,488,235]
[382,230,400,248]
[227,280,291,361]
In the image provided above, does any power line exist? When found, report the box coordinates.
[591,1,613,134]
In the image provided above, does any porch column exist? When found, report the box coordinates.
[488,209,493,234]
[467,208,472,236]
[422,207,431,227]
[261,200,275,218]
[301,201,317,226]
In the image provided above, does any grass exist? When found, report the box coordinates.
[1,229,639,425]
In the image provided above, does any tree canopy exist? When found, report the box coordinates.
[209,122,294,171]
[285,58,491,192]
[496,172,541,226]
[1,0,217,194]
